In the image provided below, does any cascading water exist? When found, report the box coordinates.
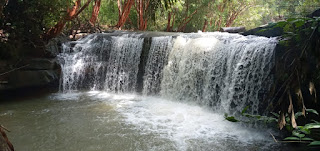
[160,33,277,114]
[104,35,143,92]
[142,36,173,95]
[58,32,277,114]
[59,34,144,93]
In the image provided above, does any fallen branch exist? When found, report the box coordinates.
[0,64,29,77]
[0,125,14,151]
[0,125,10,132]
[270,132,278,143]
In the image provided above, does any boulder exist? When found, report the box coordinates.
[220,27,246,33]
[4,70,59,89]
[45,35,69,57]
[307,8,320,18]
[242,23,283,37]
[0,58,61,91]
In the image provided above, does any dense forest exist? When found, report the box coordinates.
[0,0,319,59]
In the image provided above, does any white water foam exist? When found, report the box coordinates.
[79,91,276,150]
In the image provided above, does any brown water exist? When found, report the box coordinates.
[1,91,279,151]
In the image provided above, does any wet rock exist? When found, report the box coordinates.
[0,58,61,91]
[18,58,59,70]
[45,35,69,57]
[220,27,246,33]
[242,23,283,37]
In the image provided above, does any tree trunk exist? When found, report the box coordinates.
[177,10,197,32]
[166,12,172,32]
[136,0,150,31]
[116,0,135,29]
[89,0,101,25]
[44,0,92,40]
[202,19,208,32]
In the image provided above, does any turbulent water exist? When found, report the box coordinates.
[59,32,277,114]
[0,91,279,151]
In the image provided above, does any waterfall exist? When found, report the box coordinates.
[58,32,277,114]
[160,33,277,114]
[104,35,143,92]
[58,33,144,93]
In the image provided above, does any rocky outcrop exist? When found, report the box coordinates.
[242,23,283,37]
[307,8,320,18]
[0,58,60,91]
[45,35,69,58]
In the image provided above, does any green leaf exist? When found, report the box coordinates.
[266,117,278,123]
[241,106,249,115]
[243,113,252,118]
[292,130,305,138]
[285,125,294,131]
[271,112,279,118]
[285,116,290,123]
[225,116,239,122]
[306,109,319,115]
[304,123,320,129]
[295,112,304,119]
[309,141,320,146]
[284,137,300,141]
[298,126,311,135]
[301,137,314,141]
[291,19,305,28]
[253,115,261,119]
[287,18,297,22]
[275,21,287,28]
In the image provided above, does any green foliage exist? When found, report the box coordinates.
[226,106,320,145]
[309,141,320,146]
[284,121,320,144]
[225,106,278,124]
[0,0,71,57]
[269,109,320,145]
[224,113,239,122]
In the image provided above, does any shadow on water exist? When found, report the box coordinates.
[0,86,58,103]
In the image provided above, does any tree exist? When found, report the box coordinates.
[116,0,135,29]
[89,0,102,25]
[135,0,149,30]
[44,0,93,40]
